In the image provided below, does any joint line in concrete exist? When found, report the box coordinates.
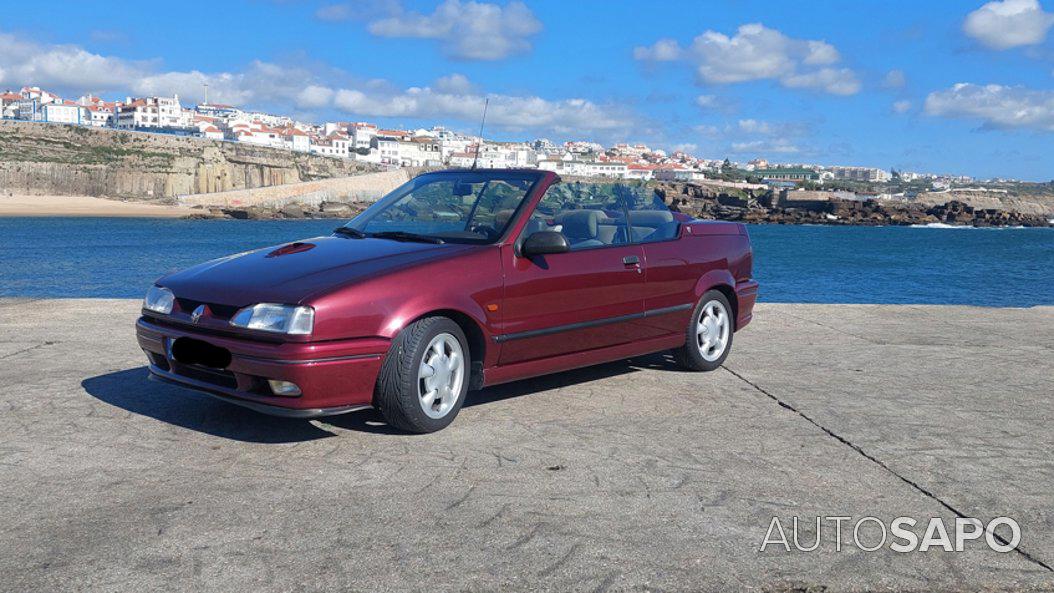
[722,365,1054,573]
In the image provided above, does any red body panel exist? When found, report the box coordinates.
[135,170,757,416]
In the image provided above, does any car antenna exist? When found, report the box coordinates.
[471,97,489,170]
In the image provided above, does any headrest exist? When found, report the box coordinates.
[556,210,599,240]
[630,210,674,226]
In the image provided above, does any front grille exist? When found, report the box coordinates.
[175,298,241,320]
[172,362,238,389]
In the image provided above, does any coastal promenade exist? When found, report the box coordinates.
[0,300,1051,592]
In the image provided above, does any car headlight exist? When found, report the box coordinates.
[143,286,175,314]
[229,303,314,335]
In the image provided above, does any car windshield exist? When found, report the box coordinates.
[342,171,541,244]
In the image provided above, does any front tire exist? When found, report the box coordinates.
[674,290,734,372]
[375,317,469,433]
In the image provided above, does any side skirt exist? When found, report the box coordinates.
[482,333,685,388]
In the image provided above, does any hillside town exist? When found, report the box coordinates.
[0,85,992,193]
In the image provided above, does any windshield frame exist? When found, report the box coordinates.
[342,170,547,245]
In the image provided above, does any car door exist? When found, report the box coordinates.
[627,193,700,339]
[496,182,646,365]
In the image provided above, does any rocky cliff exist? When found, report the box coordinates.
[660,183,1052,227]
[0,121,377,202]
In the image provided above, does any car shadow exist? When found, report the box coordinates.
[82,353,678,443]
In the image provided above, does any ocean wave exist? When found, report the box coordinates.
[910,223,1035,230]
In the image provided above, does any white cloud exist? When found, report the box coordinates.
[730,139,800,154]
[331,78,628,134]
[893,100,912,113]
[131,62,323,107]
[367,0,542,60]
[0,32,150,91]
[0,31,625,137]
[314,1,400,23]
[924,83,1054,131]
[736,119,774,134]
[633,38,683,61]
[693,124,721,137]
[732,118,811,137]
[315,4,353,22]
[963,0,1054,49]
[634,23,859,95]
[671,142,698,153]
[883,69,907,88]
[297,85,335,109]
[780,67,860,95]
[434,73,474,94]
[695,94,717,108]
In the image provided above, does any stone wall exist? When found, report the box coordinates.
[0,121,377,201]
[176,169,412,208]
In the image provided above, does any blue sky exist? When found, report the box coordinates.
[1,0,1053,179]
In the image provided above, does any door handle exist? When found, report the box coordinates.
[622,255,640,265]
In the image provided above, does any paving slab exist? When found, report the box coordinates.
[0,300,1051,592]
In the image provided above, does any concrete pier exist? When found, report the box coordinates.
[0,300,1051,592]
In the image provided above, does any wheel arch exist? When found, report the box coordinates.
[693,269,739,330]
[405,308,488,390]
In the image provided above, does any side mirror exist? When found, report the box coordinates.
[521,231,570,257]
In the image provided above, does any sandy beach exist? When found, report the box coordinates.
[0,195,197,218]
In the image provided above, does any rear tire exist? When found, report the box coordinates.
[375,317,469,433]
[674,290,734,372]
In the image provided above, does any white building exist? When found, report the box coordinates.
[1,92,22,118]
[232,123,286,148]
[195,120,224,140]
[84,106,114,127]
[42,103,85,125]
[116,96,190,130]
[20,86,59,106]
[373,131,441,166]
[282,128,311,152]
[653,167,706,182]
[374,136,442,167]
[828,165,892,182]
[625,164,655,181]
[449,142,534,169]
[349,122,378,151]
[538,159,628,178]
[310,133,349,158]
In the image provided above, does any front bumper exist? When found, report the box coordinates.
[136,316,388,417]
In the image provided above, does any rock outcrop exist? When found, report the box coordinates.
[662,183,1052,227]
[0,121,377,201]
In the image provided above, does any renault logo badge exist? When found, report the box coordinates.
[191,305,206,323]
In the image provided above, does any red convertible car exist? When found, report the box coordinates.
[137,169,757,432]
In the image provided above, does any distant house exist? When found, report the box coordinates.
[827,166,890,182]
[538,159,628,178]
[0,92,22,118]
[282,127,311,152]
[653,166,705,182]
[310,133,349,158]
[626,164,656,181]
[197,123,224,140]
[42,103,85,125]
[116,96,190,130]
[349,122,377,151]
[85,106,115,127]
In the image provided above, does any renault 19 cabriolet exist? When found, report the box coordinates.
[136,169,758,432]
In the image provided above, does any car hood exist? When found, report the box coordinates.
[159,236,479,305]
